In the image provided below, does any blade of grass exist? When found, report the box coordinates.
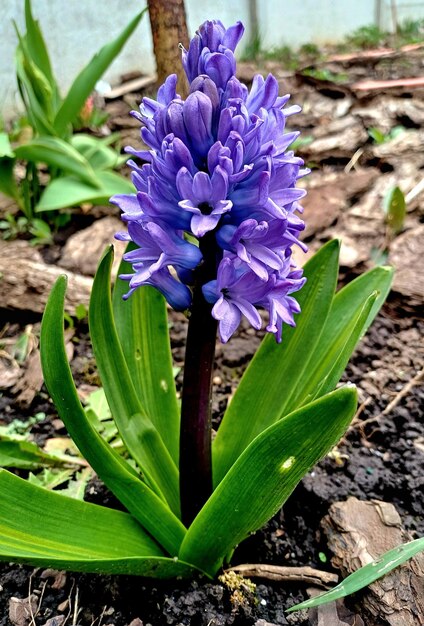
[287,537,424,612]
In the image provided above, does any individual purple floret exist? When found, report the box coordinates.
[111,19,308,342]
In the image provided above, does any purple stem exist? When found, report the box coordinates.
[179,233,219,527]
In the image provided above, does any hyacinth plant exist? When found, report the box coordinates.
[2,18,422,610]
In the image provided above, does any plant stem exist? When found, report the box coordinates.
[180,233,218,527]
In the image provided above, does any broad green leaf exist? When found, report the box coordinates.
[90,247,180,515]
[36,171,134,211]
[54,11,145,135]
[288,537,424,612]
[180,387,357,576]
[40,276,186,555]
[14,137,100,187]
[71,134,125,170]
[213,240,340,486]
[23,0,58,104]
[287,266,393,412]
[0,469,199,578]
[0,434,78,470]
[113,247,180,464]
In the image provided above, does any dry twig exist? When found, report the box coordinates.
[227,564,338,588]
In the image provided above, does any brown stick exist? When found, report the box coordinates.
[227,564,338,588]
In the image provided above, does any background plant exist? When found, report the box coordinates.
[0,0,141,241]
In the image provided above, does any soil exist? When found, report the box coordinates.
[0,41,423,626]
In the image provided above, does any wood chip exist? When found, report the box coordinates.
[0,354,20,388]
[0,240,92,314]
[58,216,126,278]
[322,498,424,626]
[302,185,346,237]
[105,74,157,99]
[326,42,424,64]
[352,77,424,92]
[389,224,424,304]
[11,348,43,408]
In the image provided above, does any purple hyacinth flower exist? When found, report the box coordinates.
[203,257,265,343]
[116,221,202,285]
[217,219,288,280]
[113,18,308,341]
[177,167,232,237]
[182,20,244,88]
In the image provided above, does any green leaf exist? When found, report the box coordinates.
[27,468,75,491]
[90,247,180,515]
[71,134,125,170]
[0,156,21,204]
[15,28,54,125]
[0,469,198,578]
[287,266,394,411]
[213,240,340,485]
[85,388,111,423]
[23,0,58,103]
[113,246,180,464]
[383,186,406,235]
[368,127,386,144]
[14,137,100,187]
[54,10,145,135]
[0,434,77,470]
[58,467,92,500]
[287,537,424,612]
[40,276,186,555]
[36,171,134,211]
[0,132,15,158]
[180,387,357,576]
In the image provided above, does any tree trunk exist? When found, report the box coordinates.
[147,0,189,98]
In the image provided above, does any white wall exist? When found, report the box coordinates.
[1,0,424,121]
[259,0,375,48]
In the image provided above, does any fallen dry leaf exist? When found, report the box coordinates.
[9,594,38,626]
[40,569,67,590]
